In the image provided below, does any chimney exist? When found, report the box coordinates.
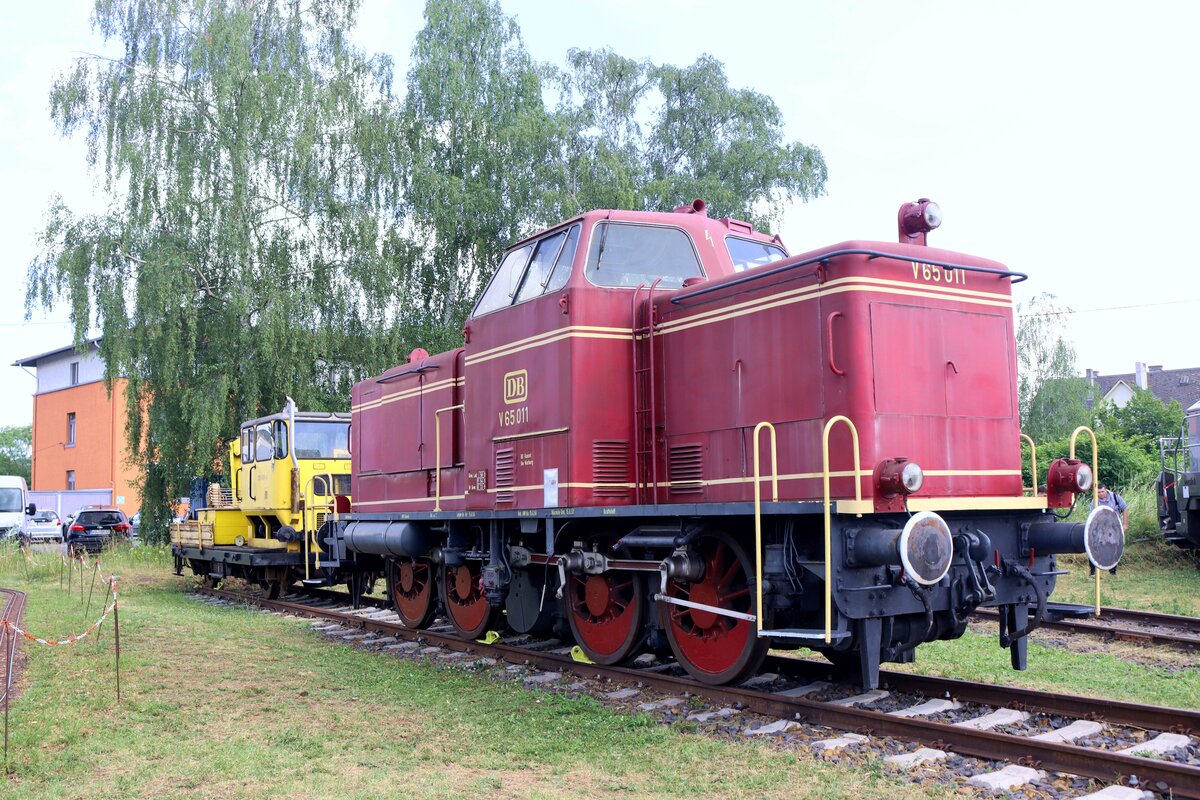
[1135,362,1148,390]
[1149,365,1163,372]
[1085,368,1097,383]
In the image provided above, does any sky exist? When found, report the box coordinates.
[1,0,1198,427]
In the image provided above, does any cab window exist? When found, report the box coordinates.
[473,245,532,317]
[241,428,253,463]
[274,420,289,460]
[515,225,579,302]
[294,422,351,459]
[726,236,787,272]
[585,222,701,289]
[1188,413,1200,471]
[255,423,274,462]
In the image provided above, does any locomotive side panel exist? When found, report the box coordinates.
[656,243,1022,504]
[351,348,464,513]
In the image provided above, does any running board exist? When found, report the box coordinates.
[653,593,757,622]
[758,628,851,641]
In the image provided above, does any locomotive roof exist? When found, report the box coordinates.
[241,410,351,427]
[506,206,782,252]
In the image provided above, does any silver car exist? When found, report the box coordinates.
[27,510,62,542]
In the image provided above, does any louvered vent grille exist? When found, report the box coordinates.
[495,447,516,504]
[669,443,704,494]
[592,440,630,499]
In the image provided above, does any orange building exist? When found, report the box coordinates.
[13,339,141,516]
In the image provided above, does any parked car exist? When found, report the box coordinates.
[27,510,62,542]
[0,474,35,541]
[65,506,132,554]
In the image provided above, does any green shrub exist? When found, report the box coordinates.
[1022,431,1158,490]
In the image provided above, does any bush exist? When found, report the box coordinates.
[1022,431,1158,490]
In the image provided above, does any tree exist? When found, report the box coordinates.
[0,426,32,484]
[1095,387,1184,456]
[1016,293,1090,440]
[398,0,561,339]
[1024,376,1093,444]
[28,0,404,540]
[550,48,828,230]
[643,56,827,230]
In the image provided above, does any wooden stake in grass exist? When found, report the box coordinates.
[59,553,64,589]
[112,577,121,703]
[85,561,99,618]
[95,580,113,646]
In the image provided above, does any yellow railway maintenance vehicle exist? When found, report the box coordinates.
[171,400,376,601]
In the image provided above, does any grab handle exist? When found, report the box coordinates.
[826,312,845,376]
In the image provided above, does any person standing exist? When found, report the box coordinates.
[1094,484,1129,530]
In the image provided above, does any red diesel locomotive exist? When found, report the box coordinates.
[339,199,1124,688]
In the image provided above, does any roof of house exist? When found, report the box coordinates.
[11,337,102,368]
[1092,366,1200,410]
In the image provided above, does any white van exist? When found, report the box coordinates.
[0,476,36,541]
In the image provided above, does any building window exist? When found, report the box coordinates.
[70,361,79,385]
[67,470,76,491]
[67,412,76,447]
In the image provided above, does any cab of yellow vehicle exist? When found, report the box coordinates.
[232,403,352,543]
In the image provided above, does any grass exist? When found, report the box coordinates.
[3,536,1197,798]
[875,516,1200,707]
[880,625,1200,710]
[0,543,943,800]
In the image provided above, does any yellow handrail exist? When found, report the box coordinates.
[1019,434,1038,497]
[434,404,465,511]
[1070,425,1102,616]
[752,422,779,635]
[822,416,862,644]
[303,472,335,581]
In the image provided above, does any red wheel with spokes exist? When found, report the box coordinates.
[440,560,496,639]
[388,557,435,628]
[661,531,768,685]
[566,545,645,664]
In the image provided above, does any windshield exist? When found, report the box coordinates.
[294,422,350,459]
[726,237,787,272]
[585,223,702,289]
[0,488,22,513]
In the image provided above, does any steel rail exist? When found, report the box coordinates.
[1,588,29,705]
[201,587,1200,798]
[972,606,1200,652]
[762,655,1200,734]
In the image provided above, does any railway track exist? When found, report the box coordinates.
[199,585,1199,798]
[973,605,1200,652]
[1,587,28,707]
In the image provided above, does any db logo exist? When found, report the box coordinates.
[503,370,528,405]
